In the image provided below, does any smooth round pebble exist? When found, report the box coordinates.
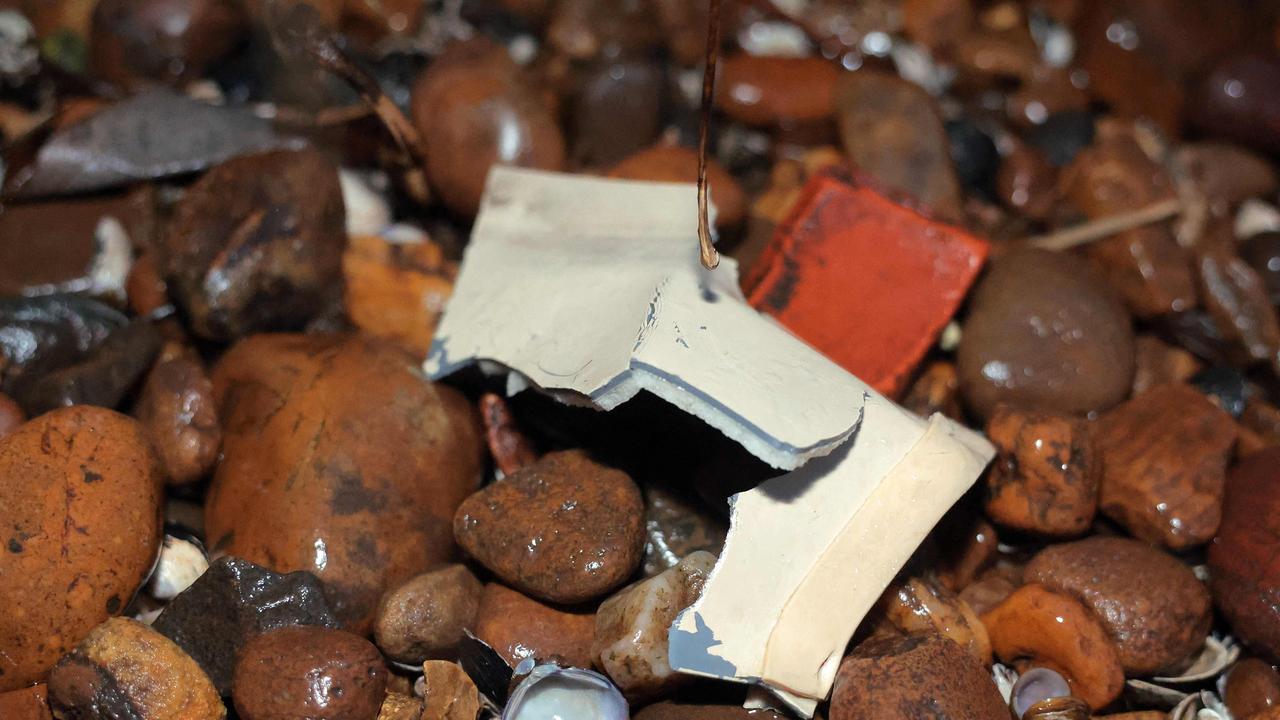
[232,626,388,720]
[374,563,482,664]
[958,247,1135,420]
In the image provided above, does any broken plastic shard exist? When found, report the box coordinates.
[3,89,300,199]
[427,167,994,715]
[427,166,866,471]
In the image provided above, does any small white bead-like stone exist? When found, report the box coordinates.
[148,535,209,600]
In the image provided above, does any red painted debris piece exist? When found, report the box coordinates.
[744,173,989,398]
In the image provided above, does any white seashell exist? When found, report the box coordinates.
[991,663,1019,705]
[1152,636,1240,684]
[147,535,209,600]
[1169,690,1229,720]
[502,665,628,720]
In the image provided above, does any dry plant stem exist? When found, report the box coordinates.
[271,0,428,167]
[697,0,723,270]
[1028,197,1184,252]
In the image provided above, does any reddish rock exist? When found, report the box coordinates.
[1094,384,1237,550]
[373,564,482,664]
[835,70,964,219]
[830,634,1008,720]
[1061,131,1196,318]
[412,38,565,216]
[48,618,224,719]
[90,0,246,89]
[957,247,1135,420]
[0,685,51,720]
[472,583,595,668]
[233,626,386,720]
[635,703,786,720]
[0,407,163,691]
[1225,658,1280,719]
[1209,447,1280,659]
[996,140,1058,220]
[608,144,745,229]
[984,404,1098,536]
[1190,53,1280,156]
[205,334,484,632]
[1132,335,1202,395]
[342,234,455,357]
[715,55,839,127]
[1024,536,1212,676]
[0,393,24,439]
[162,148,346,340]
[133,349,221,486]
[454,450,644,604]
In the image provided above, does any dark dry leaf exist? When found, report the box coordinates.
[3,89,300,199]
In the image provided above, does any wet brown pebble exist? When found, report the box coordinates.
[1190,53,1280,156]
[205,334,484,632]
[608,143,746,229]
[233,626,387,720]
[715,55,839,128]
[634,703,787,720]
[342,234,455,357]
[1024,536,1212,676]
[90,0,246,90]
[472,583,595,668]
[133,348,221,486]
[1132,335,1202,395]
[1060,130,1196,318]
[1175,143,1278,216]
[0,406,163,691]
[1241,232,1280,307]
[1225,658,1280,719]
[570,55,665,169]
[983,403,1098,536]
[0,392,24,439]
[373,564,482,664]
[834,69,964,219]
[1209,447,1280,660]
[454,449,645,604]
[412,38,565,216]
[996,140,1058,221]
[161,147,346,341]
[902,0,974,56]
[1093,383,1237,550]
[829,633,1008,720]
[0,685,50,720]
[957,247,1135,421]
[49,617,224,719]
[420,660,480,720]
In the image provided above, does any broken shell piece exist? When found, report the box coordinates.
[1123,679,1189,710]
[1151,636,1241,684]
[501,665,628,720]
[147,535,209,600]
[1170,691,1228,720]
[1013,668,1073,718]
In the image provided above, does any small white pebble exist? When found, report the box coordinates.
[147,536,209,600]
[939,320,962,352]
[339,169,393,238]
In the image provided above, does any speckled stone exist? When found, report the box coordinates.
[373,564,482,664]
[472,583,596,669]
[454,450,645,604]
[232,626,387,720]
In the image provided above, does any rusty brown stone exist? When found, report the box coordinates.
[232,626,386,720]
[205,333,484,632]
[0,392,24,440]
[454,449,645,604]
[48,618,224,719]
[834,69,964,219]
[0,407,163,691]
[1132,335,1203,395]
[983,404,1098,536]
[0,685,51,720]
[830,633,1008,720]
[1094,383,1237,550]
[472,583,595,668]
[373,564,482,664]
[1209,447,1280,660]
[161,147,346,341]
[134,349,221,486]
[982,584,1125,709]
[996,140,1058,221]
[342,234,455,357]
[1025,536,1212,676]
[715,55,839,127]
[900,360,963,421]
[1060,130,1196,318]
[608,143,745,229]
[420,660,480,720]
[1225,658,1280,719]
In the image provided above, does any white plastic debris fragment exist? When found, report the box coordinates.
[427,166,994,716]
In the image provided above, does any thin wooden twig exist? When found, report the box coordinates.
[697,0,723,270]
[1027,197,1184,251]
